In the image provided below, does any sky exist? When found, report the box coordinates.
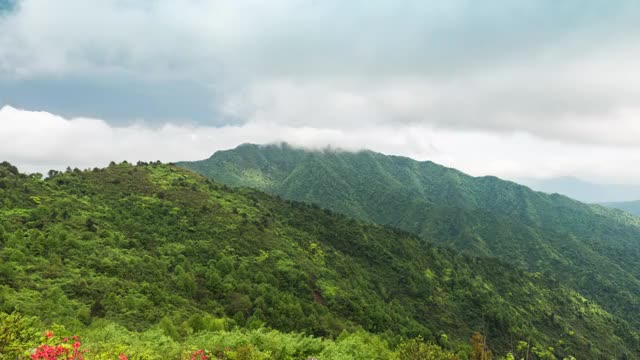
[2,0,640,185]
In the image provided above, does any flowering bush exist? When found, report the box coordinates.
[31,332,85,360]
[189,349,208,360]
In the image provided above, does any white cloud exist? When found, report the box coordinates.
[3,105,640,184]
[2,0,640,147]
[2,1,640,183]
[220,50,640,146]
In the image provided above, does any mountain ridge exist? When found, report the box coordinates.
[3,161,639,357]
[178,143,640,334]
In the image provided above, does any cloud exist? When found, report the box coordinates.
[220,70,640,147]
[2,1,640,184]
[4,105,640,184]
[1,1,634,78]
[1,0,640,148]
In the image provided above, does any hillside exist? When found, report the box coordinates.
[178,143,640,334]
[1,161,639,358]
[602,200,640,217]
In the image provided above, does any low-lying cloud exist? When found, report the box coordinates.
[2,1,640,183]
[4,105,640,184]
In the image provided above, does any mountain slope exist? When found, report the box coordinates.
[178,143,640,333]
[1,161,639,358]
[602,200,640,217]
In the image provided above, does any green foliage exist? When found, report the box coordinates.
[317,330,395,360]
[0,314,457,360]
[0,312,40,358]
[179,143,640,345]
[0,161,638,358]
[396,336,458,360]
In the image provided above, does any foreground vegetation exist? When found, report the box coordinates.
[2,312,471,359]
[0,161,637,358]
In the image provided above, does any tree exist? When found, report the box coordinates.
[0,312,40,357]
[397,336,459,360]
[0,161,19,175]
[174,265,196,296]
[470,332,492,360]
[157,316,178,340]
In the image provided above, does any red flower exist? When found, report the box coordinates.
[119,354,127,360]
[31,344,68,360]
[45,331,54,339]
[190,349,209,360]
[73,341,80,350]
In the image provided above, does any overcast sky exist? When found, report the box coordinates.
[2,0,640,184]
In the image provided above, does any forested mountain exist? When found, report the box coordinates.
[601,200,640,217]
[178,143,640,336]
[1,161,639,358]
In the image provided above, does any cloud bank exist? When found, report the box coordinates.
[1,1,640,182]
[4,105,640,184]
[1,1,640,140]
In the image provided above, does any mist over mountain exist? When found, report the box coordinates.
[520,176,640,204]
[601,200,640,217]
[4,1,640,358]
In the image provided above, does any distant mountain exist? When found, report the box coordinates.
[524,177,640,215]
[602,200,640,217]
[178,143,640,335]
[520,176,640,203]
[3,161,637,357]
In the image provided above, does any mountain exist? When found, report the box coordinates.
[178,143,640,335]
[602,200,640,217]
[1,161,638,358]
[520,176,640,203]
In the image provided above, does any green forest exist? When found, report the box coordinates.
[179,143,640,334]
[1,161,638,359]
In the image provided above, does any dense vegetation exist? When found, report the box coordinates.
[1,312,461,360]
[1,161,638,358]
[178,143,640,337]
